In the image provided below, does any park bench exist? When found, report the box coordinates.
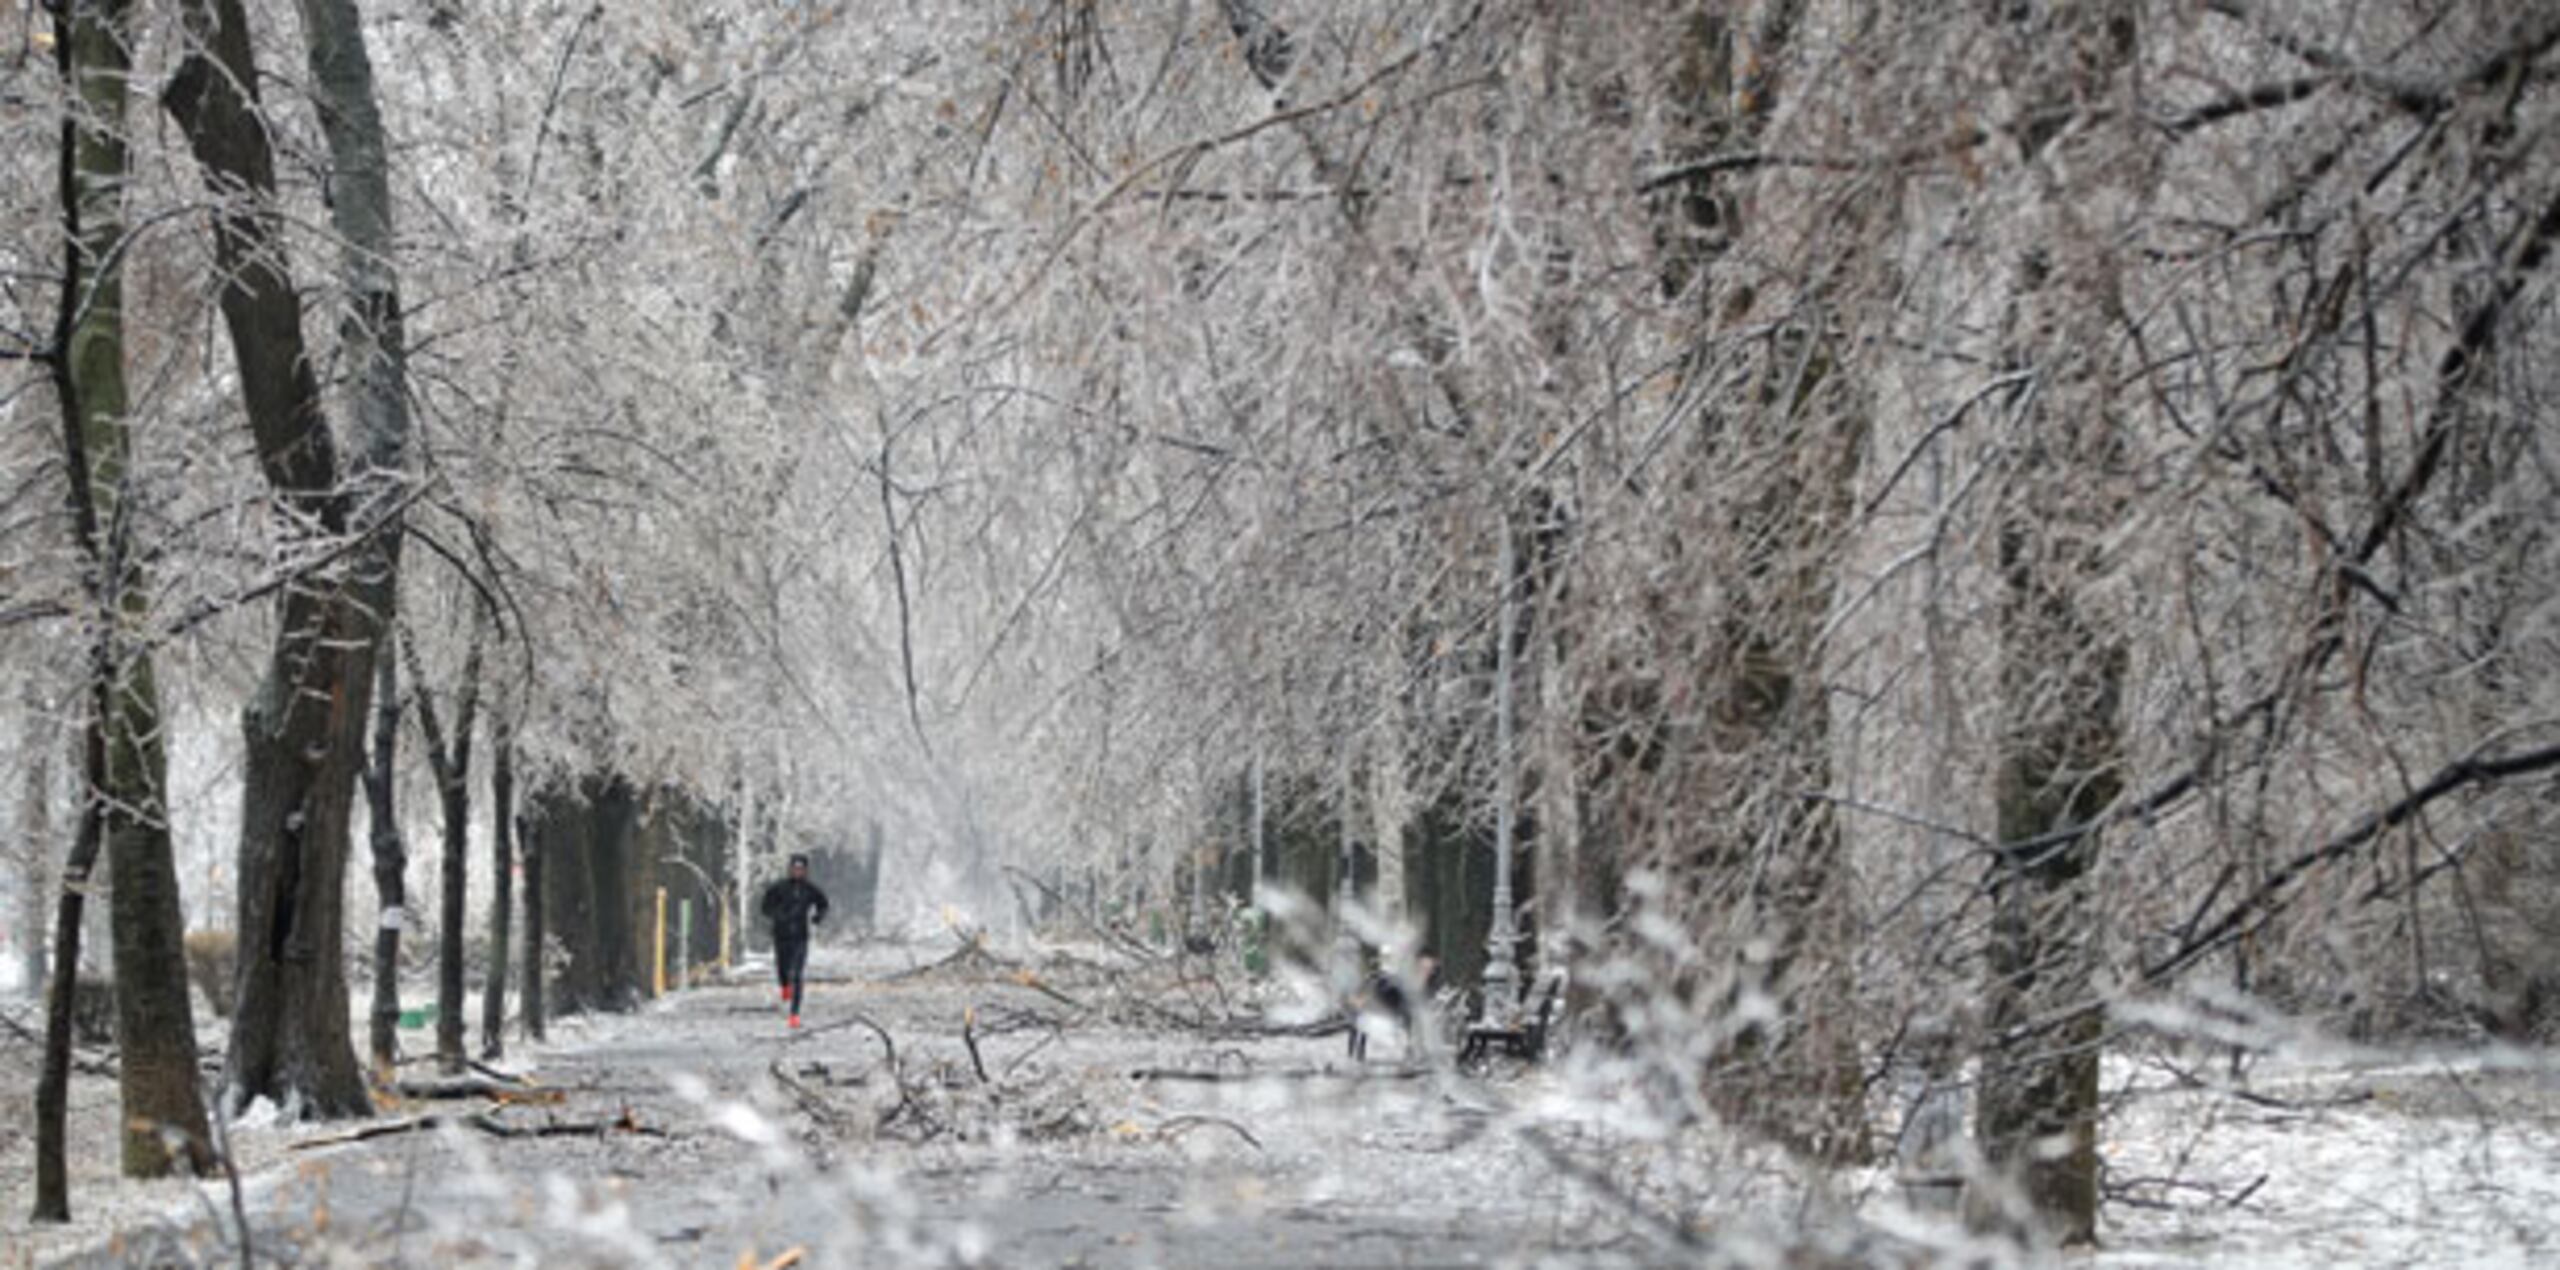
[1459,969,1564,1064]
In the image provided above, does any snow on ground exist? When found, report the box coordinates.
[8,942,2560,1267]
[2091,1049,2560,1267]
[0,979,630,1268]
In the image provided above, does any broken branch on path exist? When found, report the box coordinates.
[291,1107,667,1150]
[387,1075,559,1103]
[999,864,1164,963]
[768,1060,859,1134]
[1129,1064,1427,1083]
[820,1010,901,1073]
[1209,1015,1348,1040]
[879,930,1091,1011]
[970,1000,1069,1080]
[885,928,1008,981]
[1006,967,1087,1011]
[0,1005,118,1076]
[962,1008,991,1084]
[1155,1114,1263,1150]
[809,1011,938,1139]
[1516,1125,1707,1253]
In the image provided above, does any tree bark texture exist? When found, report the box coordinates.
[48,0,217,1194]
[30,744,103,1223]
[301,0,416,1078]
[1967,3,2138,1242]
[408,624,481,1071]
[520,774,545,1043]
[16,701,52,1009]
[364,643,405,1074]
[532,775,643,1017]
[1974,497,2126,1248]
[32,6,107,1211]
[1635,0,1869,1164]
[165,0,375,1120]
[482,713,516,1058]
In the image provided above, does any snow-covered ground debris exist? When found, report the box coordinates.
[9,939,2560,1267]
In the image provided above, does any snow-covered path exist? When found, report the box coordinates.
[33,943,1615,1268]
[20,940,2560,1268]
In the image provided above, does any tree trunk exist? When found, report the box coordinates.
[165,0,375,1122]
[532,775,644,1018]
[434,745,470,1069]
[585,778,643,1008]
[1635,0,1868,1164]
[520,782,545,1043]
[32,6,105,1213]
[16,696,53,1006]
[301,0,415,1082]
[103,649,214,1179]
[1975,516,2123,1246]
[482,713,515,1058]
[44,0,216,1194]
[30,748,102,1223]
[1367,635,1413,932]
[408,624,482,1072]
[364,642,406,1075]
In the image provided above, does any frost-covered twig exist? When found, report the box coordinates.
[287,1108,669,1148]
[1155,1114,1263,1151]
[1000,864,1165,963]
[1129,1063,1424,1083]
[1515,1125,1705,1253]
[2105,1171,2269,1211]
[961,1009,990,1085]
[201,1085,254,1270]
[768,1060,858,1135]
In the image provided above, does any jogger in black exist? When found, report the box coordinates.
[761,853,830,1027]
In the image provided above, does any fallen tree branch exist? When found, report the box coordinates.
[465,1058,534,1085]
[961,1009,990,1085]
[827,1010,901,1073]
[290,1107,666,1150]
[1003,968,1088,1012]
[1129,1064,1427,1083]
[389,1075,535,1102]
[1208,1015,1347,1040]
[1517,1126,1706,1252]
[2106,1171,2270,1211]
[768,1060,857,1135]
[883,931,1012,983]
[1155,1114,1263,1151]
[1000,1025,1064,1082]
[1000,864,1163,963]
[0,1006,116,1075]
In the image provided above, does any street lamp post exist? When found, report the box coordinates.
[1482,522,1523,1025]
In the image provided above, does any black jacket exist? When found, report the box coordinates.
[760,877,830,942]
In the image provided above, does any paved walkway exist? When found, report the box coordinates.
[54,956,1615,1268]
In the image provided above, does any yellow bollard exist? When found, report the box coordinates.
[653,886,667,998]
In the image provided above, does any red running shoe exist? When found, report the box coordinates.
[788,1014,801,1029]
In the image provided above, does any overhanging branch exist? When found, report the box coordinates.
[2142,739,2560,984]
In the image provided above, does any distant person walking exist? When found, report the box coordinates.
[761,853,829,1028]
